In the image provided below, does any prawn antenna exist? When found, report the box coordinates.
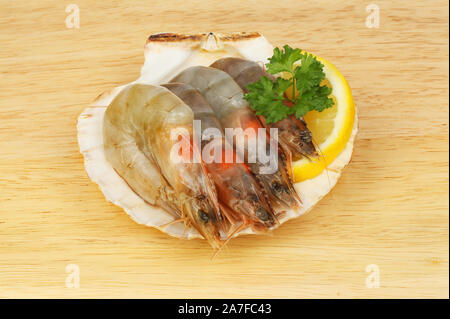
[211,221,249,259]
[311,137,332,189]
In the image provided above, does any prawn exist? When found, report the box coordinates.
[170,67,301,213]
[162,83,275,232]
[210,57,317,161]
[103,84,223,249]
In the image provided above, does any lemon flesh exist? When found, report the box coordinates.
[291,55,355,182]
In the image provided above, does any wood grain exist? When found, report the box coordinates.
[0,0,448,298]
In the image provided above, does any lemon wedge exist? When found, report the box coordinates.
[290,55,355,182]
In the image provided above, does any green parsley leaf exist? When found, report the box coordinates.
[293,85,333,118]
[244,45,334,123]
[293,53,326,92]
[266,45,303,74]
[244,77,292,123]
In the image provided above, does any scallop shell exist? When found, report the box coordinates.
[77,32,358,240]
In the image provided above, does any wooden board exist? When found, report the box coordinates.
[0,0,448,298]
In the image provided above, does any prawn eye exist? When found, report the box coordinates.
[272,181,288,194]
[300,130,312,143]
[272,181,282,192]
[256,208,269,221]
[199,210,209,223]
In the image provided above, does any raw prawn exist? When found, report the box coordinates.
[210,57,317,160]
[170,67,301,213]
[162,83,275,232]
[103,84,223,248]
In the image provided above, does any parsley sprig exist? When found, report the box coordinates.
[244,45,334,124]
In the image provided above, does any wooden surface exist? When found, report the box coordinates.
[0,0,448,299]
